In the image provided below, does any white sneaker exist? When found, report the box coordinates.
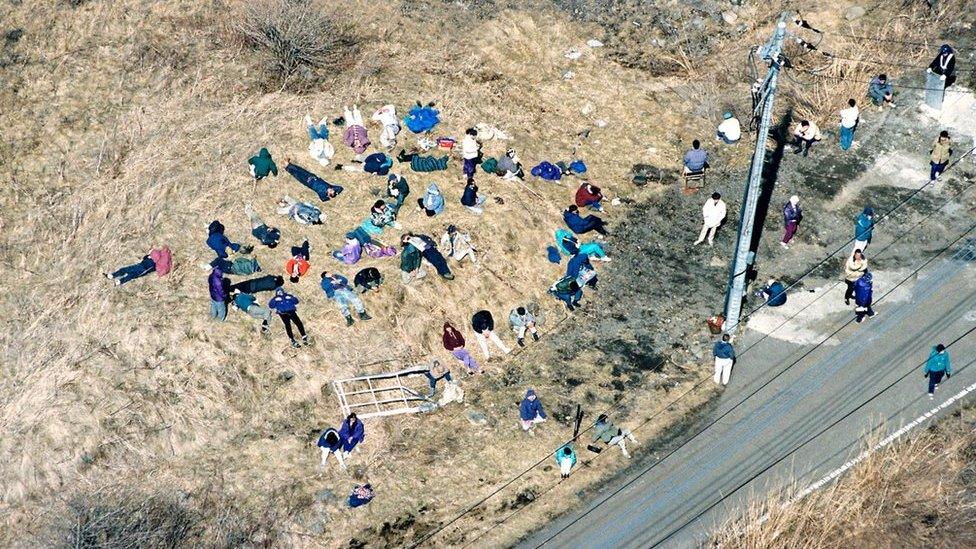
[780,242,790,249]
[598,257,612,262]
[303,114,313,127]
[929,393,934,400]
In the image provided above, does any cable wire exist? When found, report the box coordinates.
[793,68,976,93]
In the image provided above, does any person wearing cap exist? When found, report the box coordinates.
[694,192,727,246]
[424,360,452,397]
[868,74,895,110]
[317,427,346,469]
[555,443,577,478]
[853,206,875,252]
[386,173,410,214]
[781,195,802,248]
[509,306,539,347]
[440,225,477,264]
[519,389,547,432]
[592,414,639,458]
[853,271,876,323]
[716,112,741,144]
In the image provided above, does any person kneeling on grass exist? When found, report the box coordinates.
[519,389,547,432]
[759,278,787,307]
[592,414,639,458]
[321,271,372,327]
[317,427,346,470]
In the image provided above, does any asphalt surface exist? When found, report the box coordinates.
[520,246,976,548]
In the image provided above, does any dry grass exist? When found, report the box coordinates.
[715,406,976,548]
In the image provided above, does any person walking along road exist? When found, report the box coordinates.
[854,271,877,323]
[924,344,952,399]
[853,206,875,252]
[713,334,735,386]
[844,249,868,306]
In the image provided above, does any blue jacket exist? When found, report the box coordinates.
[207,220,240,259]
[422,184,445,214]
[925,347,952,375]
[855,212,874,242]
[783,202,802,224]
[713,341,735,359]
[317,428,342,452]
[766,281,787,307]
[566,253,592,279]
[320,274,350,299]
[563,210,589,234]
[461,182,479,207]
[268,289,299,313]
[853,273,873,306]
[519,389,546,421]
[339,418,365,452]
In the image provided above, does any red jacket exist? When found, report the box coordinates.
[442,324,465,350]
[150,246,172,277]
[285,258,310,278]
[575,184,603,207]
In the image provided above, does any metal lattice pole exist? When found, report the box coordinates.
[723,13,789,334]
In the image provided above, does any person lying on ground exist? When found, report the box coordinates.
[387,173,409,214]
[551,277,583,311]
[371,104,400,150]
[210,249,260,276]
[567,252,598,290]
[519,389,547,432]
[320,271,372,326]
[348,484,374,508]
[305,115,334,167]
[556,443,577,478]
[461,128,482,180]
[207,220,247,259]
[682,139,709,173]
[397,148,450,172]
[268,287,308,348]
[208,266,230,322]
[425,360,452,397]
[248,147,278,181]
[868,74,895,110]
[332,234,362,265]
[460,179,486,215]
[399,237,426,284]
[231,289,271,334]
[339,413,365,457]
[716,112,741,144]
[496,148,524,180]
[575,182,604,212]
[443,322,480,374]
[285,240,310,283]
[564,205,608,236]
[592,414,639,458]
[791,120,822,157]
[472,309,512,359]
[317,427,346,470]
[554,229,609,260]
[229,274,284,295]
[336,151,393,175]
[509,306,539,347]
[354,267,383,293]
[277,195,323,225]
[244,203,280,249]
[417,183,445,217]
[342,105,370,161]
[284,159,344,203]
[404,233,454,280]
[106,246,171,286]
[440,225,476,264]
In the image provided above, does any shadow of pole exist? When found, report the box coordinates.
[745,108,793,286]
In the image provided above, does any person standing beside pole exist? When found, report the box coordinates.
[781,195,802,249]
[713,334,735,386]
[694,192,727,246]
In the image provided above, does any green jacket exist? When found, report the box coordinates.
[248,148,278,178]
[592,420,622,443]
[400,243,422,272]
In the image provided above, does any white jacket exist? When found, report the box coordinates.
[308,138,335,167]
[440,231,473,259]
[717,117,741,141]
[702,198,727,228]
[371,105,398,128]
[461,135,480,160]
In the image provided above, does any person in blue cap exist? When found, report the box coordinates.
[716,112,741,144]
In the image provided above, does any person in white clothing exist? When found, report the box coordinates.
[838,98,859,151]
[461,128,481,181]
[694,192,727,246]
[791,120,822,156]
[716,112,741,144]
[440,225,477,264]
[371,104,400,150]
[304,115,335,167]
[508,306,539,347]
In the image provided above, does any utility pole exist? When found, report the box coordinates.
[722,13,789,335]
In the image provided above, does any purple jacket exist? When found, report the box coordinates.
[343,125,370,154]
[208,267,227,301]
[783,202,802,225]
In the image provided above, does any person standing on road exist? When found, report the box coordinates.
[853,206,875,252]
[713,333,735,386]
[853,271,877,323]
[924,344,952,399]
[844,249,868,306]
[839,99,859,151]
[929,131,952,182]
[694,192,727,246]
[781,195,802,248]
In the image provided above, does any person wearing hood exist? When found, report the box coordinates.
[928,44,956,87]
[208,265,229,321]
[332,234,362,265]
[338,413,365,457]
[472,310,511,359]
[386,173,410,214]
[713,333,735,386]
[440,225,476,264]
[694,192,727,246]
[555,443,577,479]
[277,195,323,225]
[519,389,547,432]
[839,98,859,151]
[924,344,952,399]
[317,427,346,470]
[844,249,868,306]
[248,147,278,181]
[320,271,371,327]
[564,205,608,236]
[868,74,895,110]
[417,183,445,217]
[716,112,741,144]
[244,203,280,249]
[853,271,876,323]
[461,179,486,214]
[342,105,370,161]
[497,148,524,180]
[853,206,875,252]
[929,130,952,182]
[781,195,802,248]
[354,267,383,293]
[268,287,308,347]
[371,104,400,150]
[509,306,539,347]
[106,246,172,286]
[592,414,639,458]
[231,289,272,334]
[791,120,822,156]
[575,182,604,212]
[284,159,344,203]
[461,128,482,180]
[207,220,243,259]
[305,115,335,167]
[443,322,480,374]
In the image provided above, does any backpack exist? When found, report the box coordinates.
[547,246,562,264]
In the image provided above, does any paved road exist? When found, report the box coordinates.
[520,251,976,549]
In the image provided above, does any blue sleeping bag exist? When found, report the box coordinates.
[403,105,440,133]
[531,161,562,181]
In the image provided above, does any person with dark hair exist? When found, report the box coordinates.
[563,205,609,236]
[930,130,952,182]
[555,443,577,478]
[694,192,727,246]
[443,322,480,374]
[844,249,867,306]
[403,233,454,280]
[232,289,271,334]
[551,277,583,310]
[230,274,284,294]
[592,414,639,458]
[268,287,308,348]
[320,271,371,326]
[317,427,346,469]
[575,182,604,212]
[106,246,172,286]
[791,120,822,156]
[854,206,875,252]
[342,105,370,162]
[713,333,735,386]
[853,271,876,323]
[509,306,539,347]
[928,44,956,87]
[461,127,482,180]
[206,220,243,259]
[519,389,547,432]
[460,179,486,214]
[386,173,410,214]
[244,204,280,249]
[868,74,895,110]
[354,267,383,293]
[441,225,477,264]
[424,360,452,397]
[839,98,859,151]
[760,279,787,307]
[472,310,511,359]
[208,265,229,322]
[247,147,278,181]
[716,112,741,144]
[682,139,709,173]
[497,148,524,180]
[284,159,344,202]
[338,413,365,458]
[285,240,310,284]
[924,344,952,399]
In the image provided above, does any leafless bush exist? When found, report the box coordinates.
[235,0,356,92]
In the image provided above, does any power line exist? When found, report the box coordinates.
[793,68,976,93]
[536,215,976,549]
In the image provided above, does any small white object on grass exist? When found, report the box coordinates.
[564,49,582,60]
[563,71,575,80]
[594,119,608,127]
[611,197,622,206]
[586,39,604,48]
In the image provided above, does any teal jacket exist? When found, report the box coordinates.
[925,347,952,375]
[854,212,874,242]
[248,148,278,178]
[555,443,577,468]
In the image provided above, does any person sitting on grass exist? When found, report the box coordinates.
[461,179,487,215]
[440,225,477,265]
[339,413,365,459]
[496,148,525,180]
[519,389,547,433]
[555,443,577,479]
[386,173,410,214]
[716,112,741,144]
[575,182,604,212]
[760,278,787,307]
[417,183,445,217]
[320,271,372,327]
[248,147,278,181]
[207,220,247,259]
[284,159,344,203]
[564,205,608,236]
[425,360,453,397]
[106,246,171,286]
[317,426,346,470]
[551,277,583,310]
[443,322,480,374]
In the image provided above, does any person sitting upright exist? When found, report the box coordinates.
[683,139,709,174]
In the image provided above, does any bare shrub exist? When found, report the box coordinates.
[235,0,356,92]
